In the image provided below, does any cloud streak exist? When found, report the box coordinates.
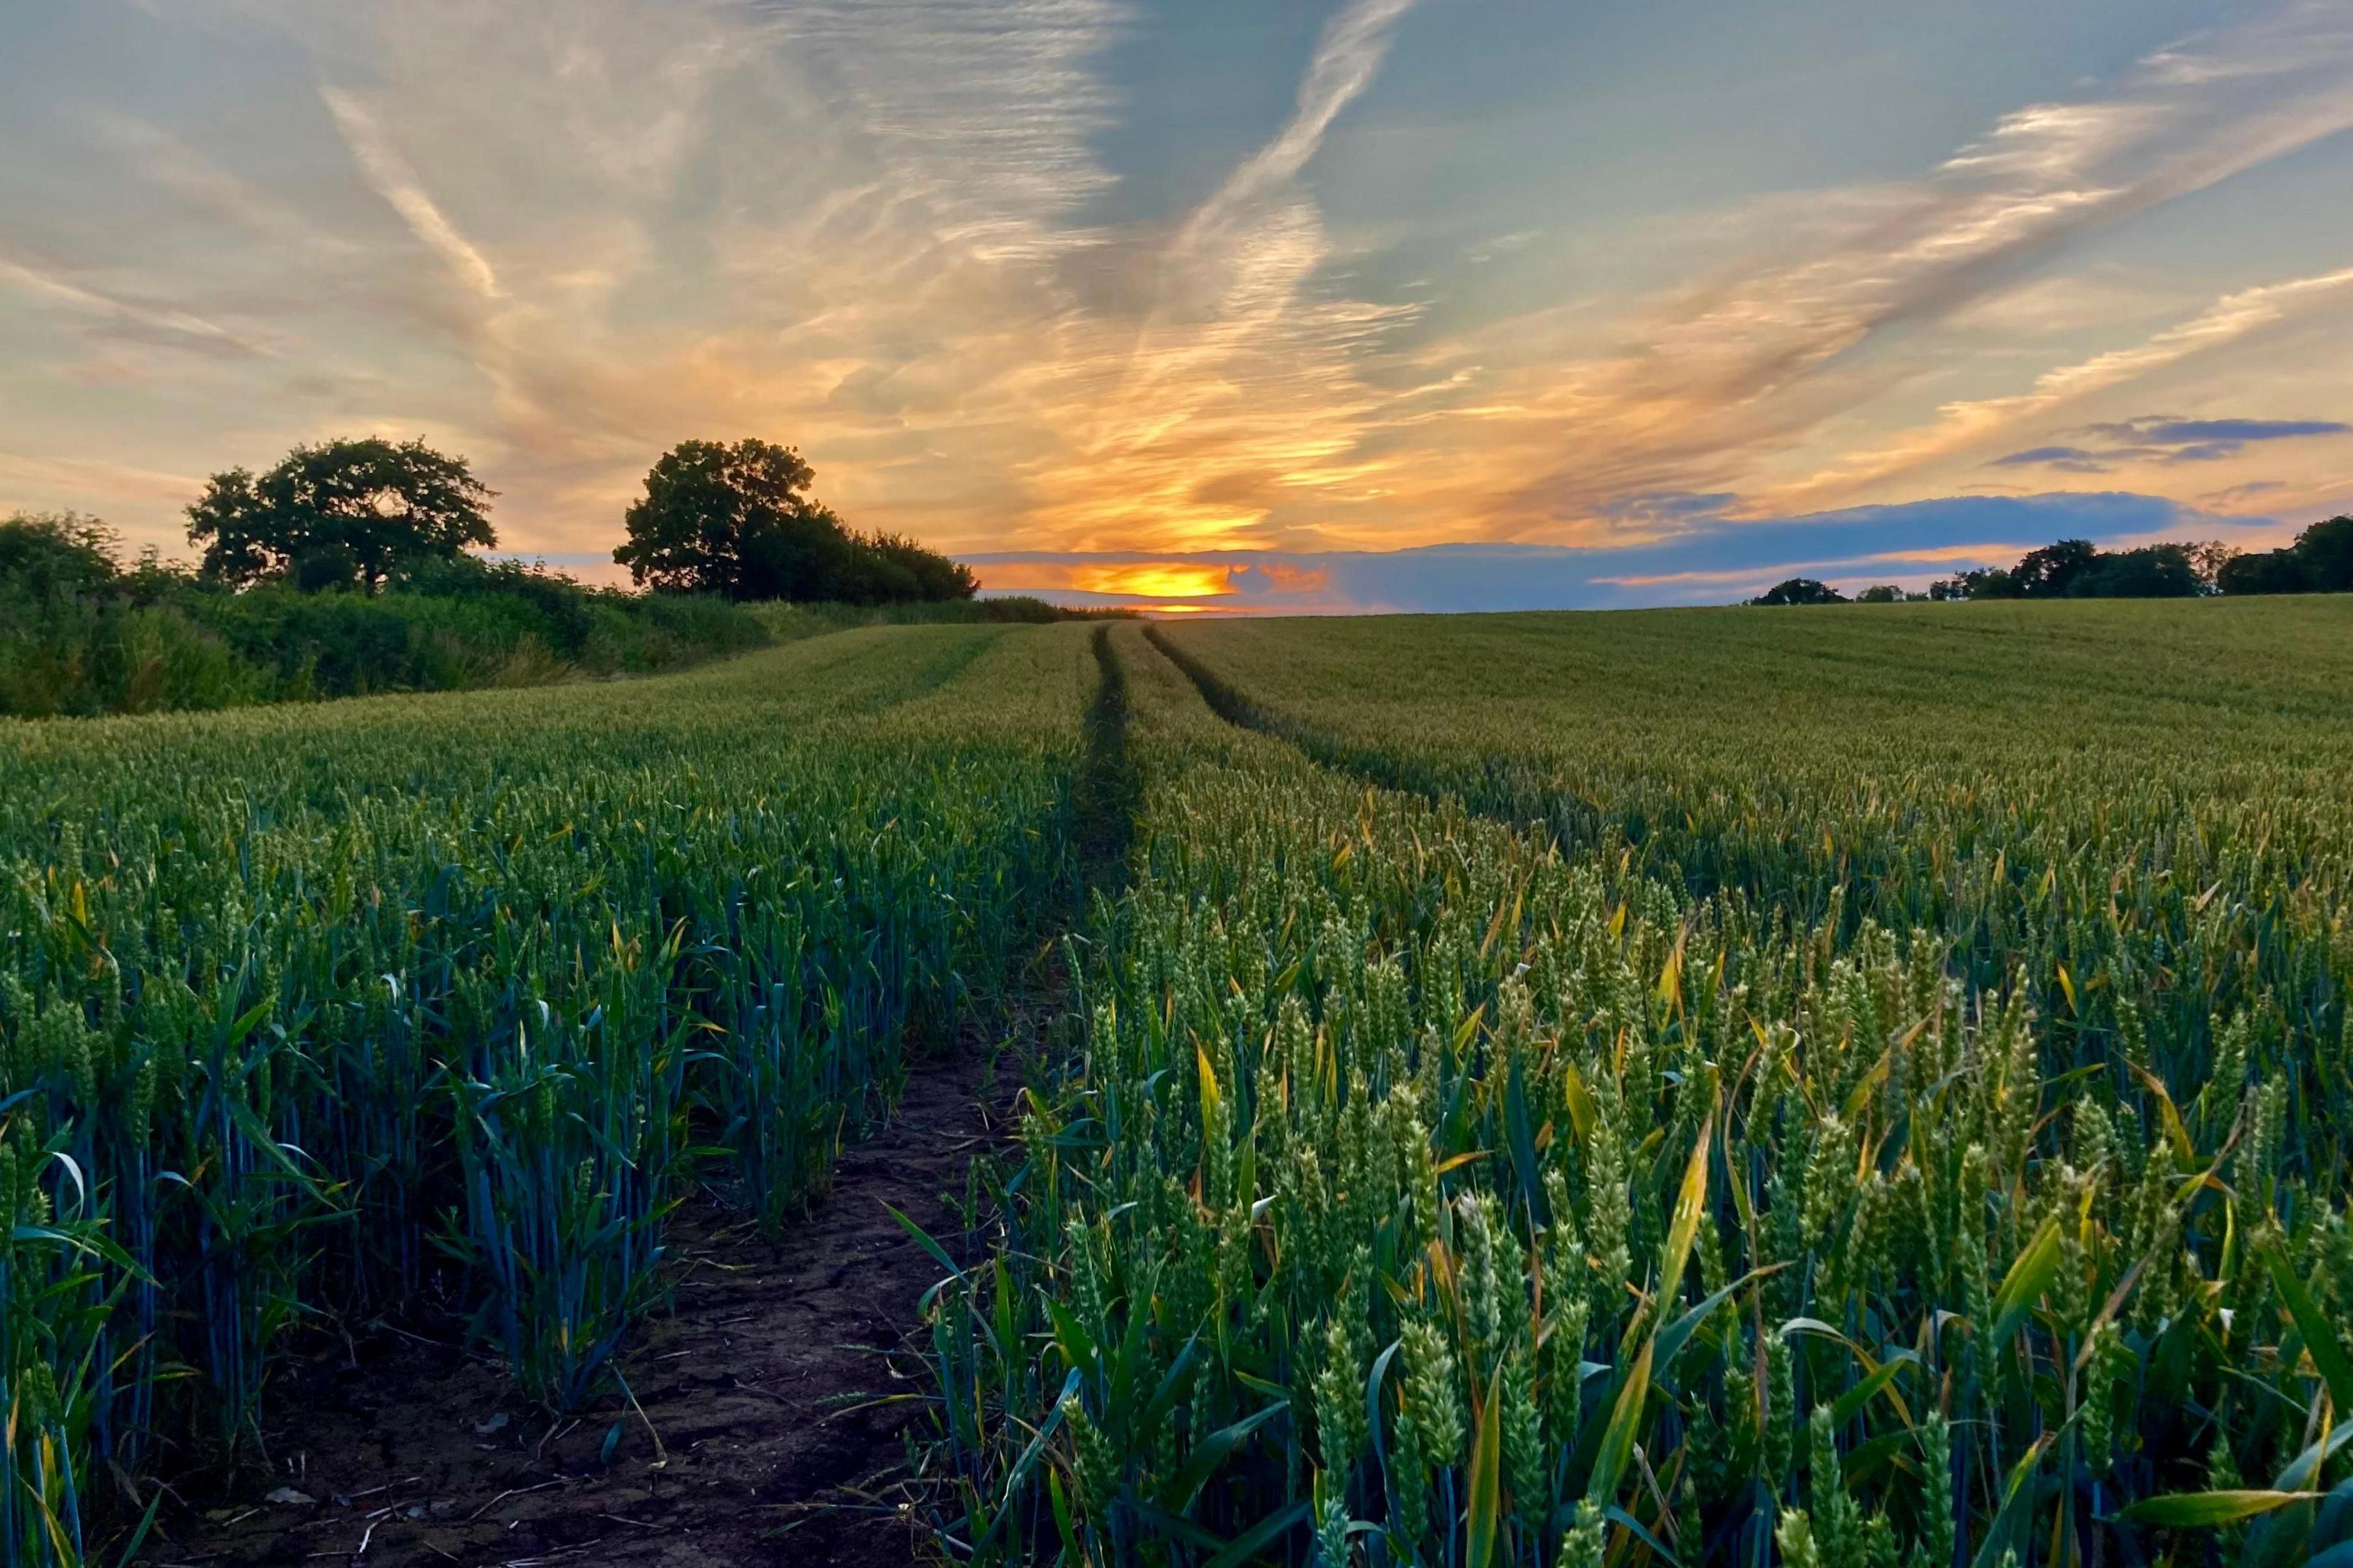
[4,0,2351,572]
[320,86,503,300]
[1460,7,2353,536]
[1010,0,1428,550]
[1784,263,2353,498]
[1993,415,2352,472]
[0,246,263,356]
[1185,0,1417,240]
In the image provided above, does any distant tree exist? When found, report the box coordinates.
[2008,538,2099,598]
[1927,535,2262,601]
[2188,540,2237,591]
[2297,515,2353,592]
[1751,578,1846,606]
[615,439,831,598]
[1855,583,1903,603]
[613,439,975,603]
[2216,549,2308,595]
[186,437,497,592]
[0,512,122,599]
[2215,516,2353,596]
[1955,566,2022,599]
[2075,542,2203,599]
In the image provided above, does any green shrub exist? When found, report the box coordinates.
[1,512,771,718]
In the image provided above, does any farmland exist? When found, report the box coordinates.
[0,624,1093,1561]
[5,599,2352,1567]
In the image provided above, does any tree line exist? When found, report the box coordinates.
[1752,515,2353,605]
[0,506,766,719]
[176,433,976,604]
[1,433,983,717]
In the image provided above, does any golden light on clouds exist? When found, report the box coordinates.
[2,1,2351,572]
[1252,562,1330,593]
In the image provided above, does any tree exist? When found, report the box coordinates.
[2009,538,2099,598]
[2294,515,2353,593]
[0,512,121,600]
[615,439,824,597]
[2216,550,2308,595]
[855,532,981,602]
[186,437,496,591]
[1855,584,1903,603]
[2076,543,2202,598]
[2215,517,2353,596]
[1751,578,1846,606]
[613,439,976,603]
[1950,566,2021,599]
[2187,540,2237,591]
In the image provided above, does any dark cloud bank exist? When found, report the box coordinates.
[1993,417,2350,474]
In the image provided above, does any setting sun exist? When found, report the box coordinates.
[1068,564,1237,599]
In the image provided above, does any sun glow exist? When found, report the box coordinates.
[980,561,1244,599]
[1069,563,1237,599]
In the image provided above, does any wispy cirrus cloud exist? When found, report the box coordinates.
[1597,491,1744,526]
[0,449,207,507]
[5,0,2352,571]
[1778,262,2353,502]
[87,107,355,261]
[320,87,502,300]
[195,0,1131,550]
[2198,479,2292,512]
[0,244,267,357]
[1455,6,2353,538]
[1010,0,1427,550]
[1183,0,1415,240]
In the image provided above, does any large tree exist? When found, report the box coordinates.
[1750,577,1846,605]
[186,437,497,591]
[613,439,834,599]
[613,439,976,603]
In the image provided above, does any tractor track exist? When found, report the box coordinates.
[142,626,1136,1568]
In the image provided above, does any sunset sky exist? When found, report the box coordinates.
[5,0,2352,612]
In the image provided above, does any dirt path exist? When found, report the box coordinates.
[143,1017,1031,1568]
[144,629,1135,1568]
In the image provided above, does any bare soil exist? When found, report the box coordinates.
[132,629,1139,1568]
[141,1023,1029,1568]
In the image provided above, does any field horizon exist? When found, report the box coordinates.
[2,598,2349,1567]
[12,2,2353,1559]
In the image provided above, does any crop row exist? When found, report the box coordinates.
[0,625,1093,1565]
[931,612,2353,1568]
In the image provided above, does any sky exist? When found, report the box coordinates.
[4,0,2352,613]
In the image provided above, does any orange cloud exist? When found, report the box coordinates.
[1249,561,1330,593]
